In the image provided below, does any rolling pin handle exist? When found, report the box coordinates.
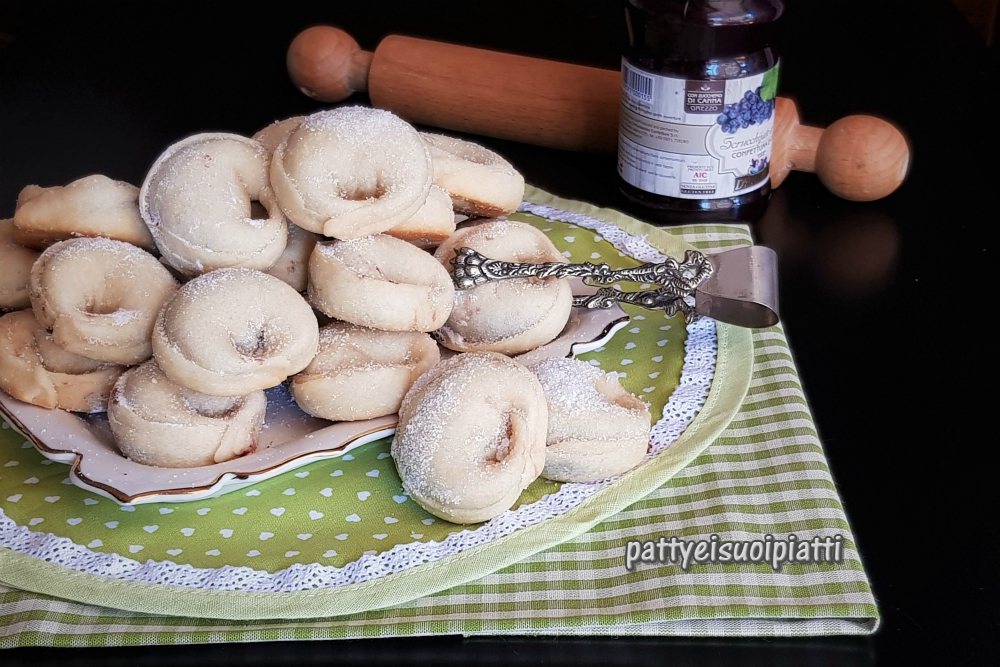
[813,115,911,202]
[287,26,373,102]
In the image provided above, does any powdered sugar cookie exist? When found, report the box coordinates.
[392,352,547,524]
[529,357,650,482]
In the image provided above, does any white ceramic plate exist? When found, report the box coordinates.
[0,287,627,505]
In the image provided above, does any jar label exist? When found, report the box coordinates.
[618,60,779,199]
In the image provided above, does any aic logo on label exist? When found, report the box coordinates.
[681,160,715,196]
[684,81,725,114]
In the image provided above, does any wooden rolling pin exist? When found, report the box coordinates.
[287,26,910,202]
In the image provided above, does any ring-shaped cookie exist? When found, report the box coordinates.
[152,268,319,396]
[108,361,266,468]
[140,133,287,277]
[308,234,454,332]
[28,238,179,365]
[529,357,650,482]
[0,310,126,412]
[434,219,573,355]
[0,219,40,311]
[270,107,432,239]
[385,185,456,249]
[290,322,439,421]
[12,175,156,251]
[422,133,525,217]
[265,222,320,292]
[391,352,547,524]
[252,116,305,155]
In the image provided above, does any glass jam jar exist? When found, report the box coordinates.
[618,0,783,223]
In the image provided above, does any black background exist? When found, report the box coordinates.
[1,1,996,665]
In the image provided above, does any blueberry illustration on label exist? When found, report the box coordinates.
[716,87,774,135]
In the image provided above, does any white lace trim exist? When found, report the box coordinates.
[0,203,717,593]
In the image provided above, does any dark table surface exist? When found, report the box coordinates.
[1,1,996,665]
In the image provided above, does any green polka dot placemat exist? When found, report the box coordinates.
[0,188,877,643]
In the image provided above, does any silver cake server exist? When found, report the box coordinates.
[450,245,779,329]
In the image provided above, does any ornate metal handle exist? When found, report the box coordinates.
[450,247,714,319]
[451,247,712,291]
[572,287,699,319]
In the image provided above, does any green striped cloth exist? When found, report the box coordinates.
[0,192,878,646]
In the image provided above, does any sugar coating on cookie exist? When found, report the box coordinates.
[529,357,651,482]
[109,360,266,468]
[140,133,288,277]
[0,310,125,412]
[309,234,454,332]
[152,268,318,396]
[12,175,155,251]
[391,352,547,524]
[422,133,525,217]
[28,237,179,365]
[291,322,440,421]
[385,184,456,249]
[270,107,431,239]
